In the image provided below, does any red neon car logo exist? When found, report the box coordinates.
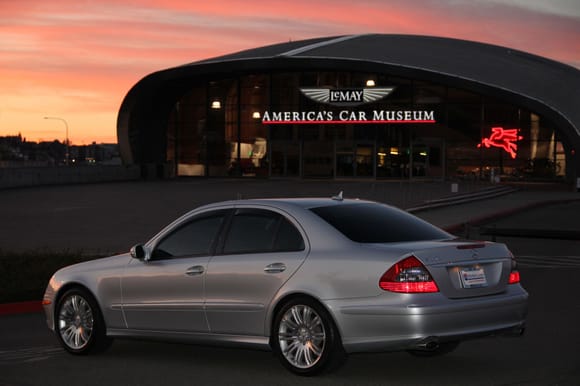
[478,127,523,159]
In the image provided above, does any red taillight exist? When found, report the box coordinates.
[508,271,520,284]
[379,256,439,293]
[508,257,520,284]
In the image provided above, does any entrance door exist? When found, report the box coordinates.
[335,143,374,178]
[336,144,354,177]
[271,142,300,177]
[355,144,374,177]
[412,139,443,178]
[303,141,333,178]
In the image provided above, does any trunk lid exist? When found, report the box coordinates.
[414,240,512,299]
[365,239,513,299]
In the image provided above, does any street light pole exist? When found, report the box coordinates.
[44,116,69,165]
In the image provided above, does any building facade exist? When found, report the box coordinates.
[118,35,580,183]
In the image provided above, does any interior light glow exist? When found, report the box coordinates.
[366,79,376,87]
[252,112,261,119]
[211,100,221,109]
[419,151,427,156]
[390,147,399,155]
[478,127,523,159]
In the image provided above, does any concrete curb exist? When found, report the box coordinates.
[407,185,517,213]
[0,300,42,316]
[479,227,580,240]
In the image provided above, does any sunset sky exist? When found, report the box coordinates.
[1,0,579,144]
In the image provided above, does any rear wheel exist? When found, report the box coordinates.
[272,297,345,376]
[55,288,112,354]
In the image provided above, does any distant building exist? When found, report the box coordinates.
[118,34,580,182]
[0,135,120,167]
[70,143,122,166]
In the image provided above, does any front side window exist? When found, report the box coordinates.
[222,209,305,254]
[152,210,228,259]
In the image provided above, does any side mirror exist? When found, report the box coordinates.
[130,244,147,260]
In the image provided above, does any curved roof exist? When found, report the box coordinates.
[118,34,580,167]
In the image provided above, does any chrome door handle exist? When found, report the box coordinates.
[264,263,286,274]
[185,265,205,276]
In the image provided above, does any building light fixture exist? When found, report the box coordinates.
[211,100,221,109]
[366,79,376,87]
[252,111,261,119]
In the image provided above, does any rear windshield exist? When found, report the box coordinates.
[310,203,450,243]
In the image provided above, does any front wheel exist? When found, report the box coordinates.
[272,297,345,376]
[55,288,112,355]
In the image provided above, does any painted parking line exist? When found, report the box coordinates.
[517,255,580,268]
[0,346,64,364]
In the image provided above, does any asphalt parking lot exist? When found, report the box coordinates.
[0,178,498,254]
[1,179,579,385]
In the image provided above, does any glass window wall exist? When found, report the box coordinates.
[169,70,566,181]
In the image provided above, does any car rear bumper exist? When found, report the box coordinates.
[327,285,528,353]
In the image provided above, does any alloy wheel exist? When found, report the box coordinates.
[58,294,94,350]
[277,304,326,369]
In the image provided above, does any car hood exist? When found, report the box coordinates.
[53,253,131,277]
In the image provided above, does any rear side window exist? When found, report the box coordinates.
[223,209,305,254]
[310,203,450,243]
[274,217,305,252]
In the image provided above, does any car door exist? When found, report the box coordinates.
[121,209,229,332]
[204,207,309,336]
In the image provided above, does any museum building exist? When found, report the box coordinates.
[117,34,580,182]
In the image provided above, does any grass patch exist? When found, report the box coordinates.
[0,249,105,303]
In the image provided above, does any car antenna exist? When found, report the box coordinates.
[331,191,344,201]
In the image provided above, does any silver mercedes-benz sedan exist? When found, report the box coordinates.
[43,197,528,375]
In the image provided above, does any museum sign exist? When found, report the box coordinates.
[261,87,436,125]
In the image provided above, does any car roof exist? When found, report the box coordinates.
[203,197,374,210]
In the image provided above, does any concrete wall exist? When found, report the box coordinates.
[0,165,141,189]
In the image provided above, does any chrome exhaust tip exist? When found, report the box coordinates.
[416,338,439,351]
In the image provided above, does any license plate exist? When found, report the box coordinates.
[459,267,487,288]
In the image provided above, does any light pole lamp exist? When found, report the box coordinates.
[44,116,69,165]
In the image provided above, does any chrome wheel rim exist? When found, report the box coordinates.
[278,305,326,369]
[58,294,94,350]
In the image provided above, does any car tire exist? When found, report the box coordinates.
[271,297,346,376]
[407,341,460,357]
[55,288,112,355]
